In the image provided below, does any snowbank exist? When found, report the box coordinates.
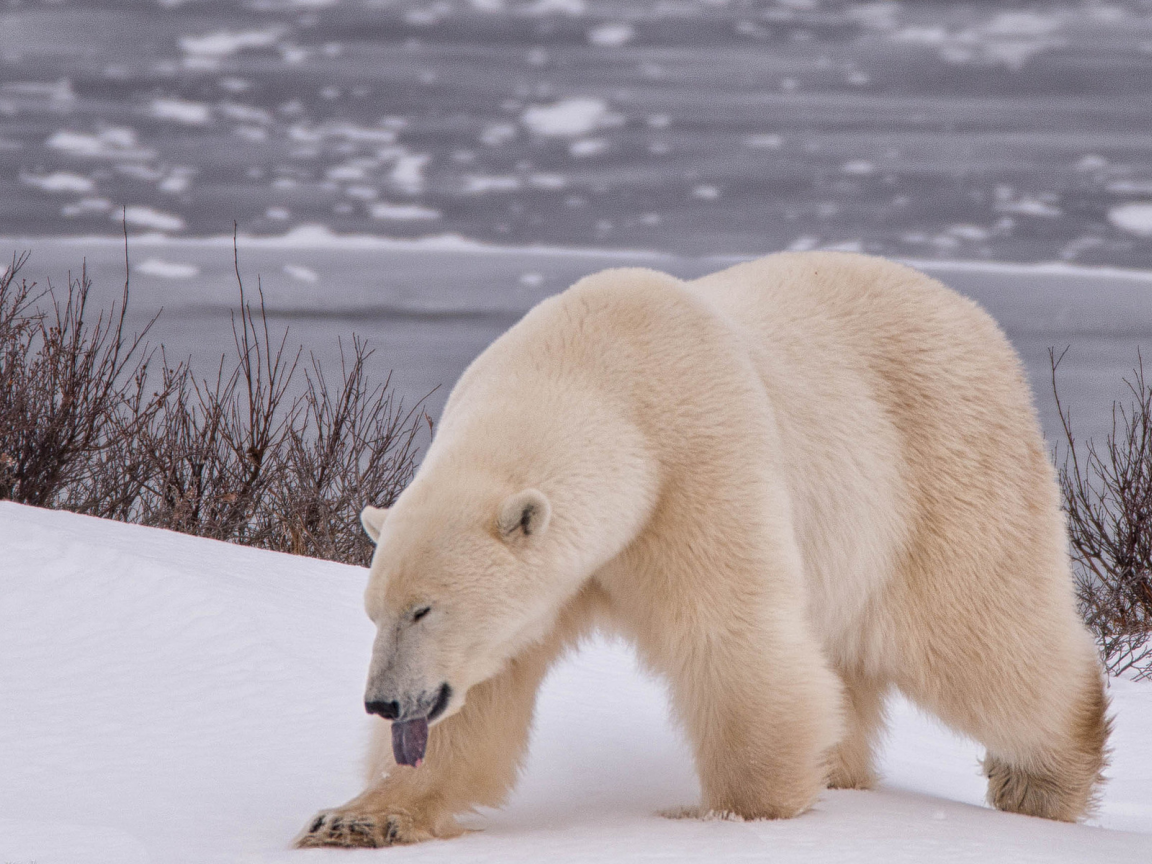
[1,503,1149,862]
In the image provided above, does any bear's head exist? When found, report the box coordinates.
[357,473,574,767]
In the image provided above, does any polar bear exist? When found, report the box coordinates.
[297,252,1108,848]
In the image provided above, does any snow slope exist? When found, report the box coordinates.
[1,502,1150,863]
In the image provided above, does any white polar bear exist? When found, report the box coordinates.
[298,252,1108,848]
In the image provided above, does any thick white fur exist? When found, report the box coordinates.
[297,252,1108,848]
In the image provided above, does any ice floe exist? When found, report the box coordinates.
[178,29,284,58]
[522,97,616,137]
[118,206,186,232]
[995,197,1063,218]
[390,154,430,194]
[136,258,199,278]
[463,175,522,194]
[746,133,783,149]
[282,263,319,282]
[20,172,94,194]
[46,128,154,160]
[61,198,112,217]
[369,202,441,220]
[148,98,212,126]
[588,23,635,47]
[1109,203,1152,237]
[569,138,608,157]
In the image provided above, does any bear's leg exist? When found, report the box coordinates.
[898,616,1109,822]
[641,592,844,821]
[297,590,598,847]
[980,666,1110,821]
[827,669,887,790]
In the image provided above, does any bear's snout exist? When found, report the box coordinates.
[364,682,452,723]
[364,699,401,720]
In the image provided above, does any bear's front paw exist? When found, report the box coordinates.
[295,807,434,848]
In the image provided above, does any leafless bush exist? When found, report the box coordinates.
[1052,348,1152,679]
[0,247,430,567]
[0,249,157,509]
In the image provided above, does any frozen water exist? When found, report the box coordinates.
[1,1,1150,266]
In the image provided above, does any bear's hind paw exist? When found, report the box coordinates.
[295,807,432,848]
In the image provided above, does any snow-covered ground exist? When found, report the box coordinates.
[2,502,1150,863]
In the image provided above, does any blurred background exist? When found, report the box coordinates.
[2,0,1152,442]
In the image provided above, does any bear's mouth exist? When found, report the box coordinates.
[391,683,452,767]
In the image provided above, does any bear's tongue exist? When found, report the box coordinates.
[392,718,429,767]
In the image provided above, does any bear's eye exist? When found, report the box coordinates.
[412,605,431,623]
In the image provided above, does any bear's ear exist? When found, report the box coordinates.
[497,489,551,541]
[360,505,390,543]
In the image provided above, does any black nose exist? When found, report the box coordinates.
[365,699,401,720]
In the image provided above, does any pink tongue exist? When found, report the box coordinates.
[392,718,429,767]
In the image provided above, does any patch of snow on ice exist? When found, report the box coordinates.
[463,175,522,194]
[569,137,608,157]
[841,159,875,176]
[118,206,186,232]
[523,0,585,15]
[158,168,195,195]
[283,264,318,282]
[996,197,1062,218]
[46,127,154,160]
[21,171,94,193]
[522,97,615,137]
[369,202,441,220]
[529,173,567,189]
[746,133,783,149]
[480,123,518,146]
[1109,202,1152,237]
[219,102,273,124]
[1,78,76,105]
[390,154,430,194]
[178,29,284,57]
[149,98,211,125]
[61,198,111,217]
[588,22,635,47]
[136,258,199,278]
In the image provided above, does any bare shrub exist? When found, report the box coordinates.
[0,249,157,509]
[1052,348,1152,679]
[0,247,429,567]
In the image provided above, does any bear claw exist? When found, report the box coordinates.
[295,808,430,848]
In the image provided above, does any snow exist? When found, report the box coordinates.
[282,263,319,282]
[20,171,95,193]
[370,202,441,221]
[118,206,186,233]
[178,29,284,58]
[2,502,1151,862]
[521,98,613,138]
[1109,203,1152,237]
[588,23,635,48]
[46,127,154,160]
[149,98,213,126]
[136,257,200,278]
